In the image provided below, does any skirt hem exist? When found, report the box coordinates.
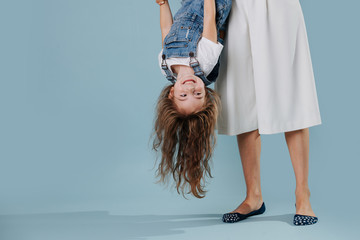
[217,119,322,136]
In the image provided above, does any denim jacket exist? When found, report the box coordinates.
[161,0,232,86]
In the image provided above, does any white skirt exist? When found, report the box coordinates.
[215,0,322,135]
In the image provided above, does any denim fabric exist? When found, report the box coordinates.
[161,0,232,86]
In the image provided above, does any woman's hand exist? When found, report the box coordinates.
[156,0,167,6]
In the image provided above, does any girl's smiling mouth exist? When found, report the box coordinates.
[183,79,196,84]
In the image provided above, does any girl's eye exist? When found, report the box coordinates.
[195,92,201,96]
[180,94,187,97]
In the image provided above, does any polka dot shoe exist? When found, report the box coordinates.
[293,214,318,226]
[222,202,266,223]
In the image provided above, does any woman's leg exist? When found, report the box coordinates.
[230,129,264,214]
[284,128,316,217]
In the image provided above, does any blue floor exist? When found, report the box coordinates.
[0,201,358,240]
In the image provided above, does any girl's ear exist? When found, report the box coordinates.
[168,86,174,99]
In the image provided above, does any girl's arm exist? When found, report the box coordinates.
[157,0,173,45]
[203,0,217,43]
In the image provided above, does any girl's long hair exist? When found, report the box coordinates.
[152,85,221,198]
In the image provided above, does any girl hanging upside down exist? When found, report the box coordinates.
[152,0,232,198]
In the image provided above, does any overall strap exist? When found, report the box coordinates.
[161,54,176,84]
[189,51,213,86]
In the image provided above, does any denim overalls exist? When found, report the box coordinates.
[161,0,232,86]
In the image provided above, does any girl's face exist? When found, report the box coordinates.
[169,75,206,115]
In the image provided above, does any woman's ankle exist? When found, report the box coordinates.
[245,191,263,204]
[295,186,311,198]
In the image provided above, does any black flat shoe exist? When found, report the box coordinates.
[222,202,266,223]
[293,214,318,225]
[293,203,318,226]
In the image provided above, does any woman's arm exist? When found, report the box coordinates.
[157,0,173,45]
[203,0,217,43]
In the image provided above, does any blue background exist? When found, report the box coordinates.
[0,0,359,239]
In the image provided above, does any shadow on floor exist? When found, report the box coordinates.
[0,211,294,240]
[241,213,294,226]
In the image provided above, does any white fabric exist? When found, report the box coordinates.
[158,37,223,78]
[215,0,322,135]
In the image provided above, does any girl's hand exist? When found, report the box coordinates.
[156,0,167,6]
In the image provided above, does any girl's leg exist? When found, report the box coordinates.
[284,128,316,217]
[230,129,263,214]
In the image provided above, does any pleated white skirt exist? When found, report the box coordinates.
[215,0,322,135]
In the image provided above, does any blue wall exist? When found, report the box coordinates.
[0,0,359,216]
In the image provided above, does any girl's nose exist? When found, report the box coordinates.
[184,84,195,90]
